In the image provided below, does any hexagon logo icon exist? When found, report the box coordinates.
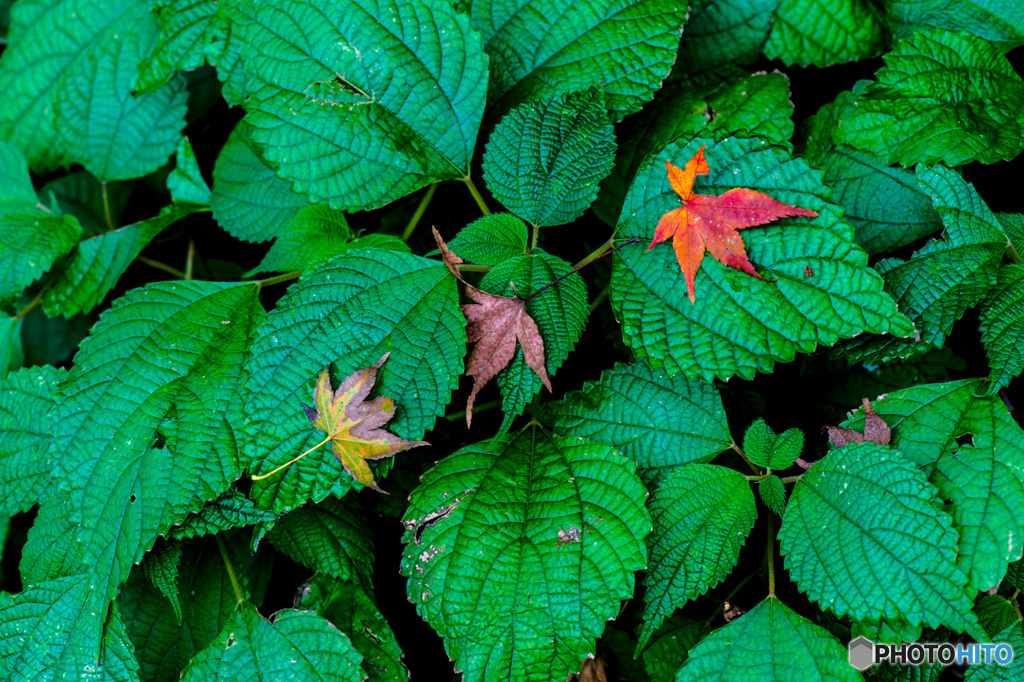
[848,636,875,671]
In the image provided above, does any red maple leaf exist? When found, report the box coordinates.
[648,145,819,303]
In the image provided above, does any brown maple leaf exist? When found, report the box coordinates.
[303,352,427,493]
[822,398,891,449]
[648,144,819,303]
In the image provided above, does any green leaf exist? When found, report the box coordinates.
[0,366,65,516]
[180,602,364,681]
[297,574,409,682]
[0,139,40,212]
[975,595,1018,640]
[211,120,312,244]
[237,0,488,211]
[642,612,707,681]
[248,205,353,275]
[141,542,184,624]
[266,495,373,584]
[834,29,1024,166]
[837,165,1007,364]
[674,0,774,71]
[743,419,804,470]
[167,488,277,541]
[167,138,211,205]
[447,213,529,265]
[41,202,205,318]
[0,573,139,681]
[472,0,687,119]
[964,621,1024,681]
[596,71,795,224]
[52,3,188,180]
[999,213,1024,252]
[610,133,911,382]
[136,0,220,91]
[638,464,757,651]
[886,0,1024,52]
[38,171,131,236]
[675,597,860,681]
[851,616,922,644]
[0,313,23,377]
[245,249,464,513]
[544,360,732,485]
[401,426,649,681]
[0,211,83,303]
[479,252,587,431]
[759,475,787,516]
[779,442,976,632]
[120,529,274,682]
[483,89,616,227]
[980,265,1024,394]
[23,281,262,599]
[765,0,888,67]
[802,87,942,255]
[930,442,1024,593]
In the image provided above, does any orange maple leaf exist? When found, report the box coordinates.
[648,145,818,303]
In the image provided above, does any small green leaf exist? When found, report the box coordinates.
[886,0,1024,52]
[743,419,804,470]
[401,426,649,681]
[765,0,888,67]
[473,0,687,119]
[779,442,976,632]
[835,29,1024,166]
[759,475,787,516]
[237,0,488,210]
[479,252,587,431]
[266,495,373,585]
[975,595,1018,640]
[141,542,184,624]
[544,360,732,485]
[638,464,757,651]
[180,602,364,681]
[211,121,310,243]
[0,211,83,303]
[675,597,861,681]
[167,489,277,541]
[167,138,211,205]
[611,134,911,382]
[248,205,352,275]
[980,265,1024,394]
[447,213,529,265]
[483,89,616,227]
[838,165,1006,364]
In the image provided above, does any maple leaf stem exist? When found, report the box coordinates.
[256,270,302,290]
[401,183,438,242]
[250,435,332,481]
[462,176,491,216]
[525,237,641,303]
[214,534,246,605]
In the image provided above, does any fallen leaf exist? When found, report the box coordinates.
[432,226,463,277]
[462,285,551,426]
[304,352,427,492]
[822,398,891,449]
[648,144,818,303]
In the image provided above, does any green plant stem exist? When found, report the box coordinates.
[766,512,777,597]
[462,176,491,216]
[779,474,803,484]
[1008,240,1023,265]
[137,256,187,279]
[1012,590,1023,624]
[531,223,540,251]
[525,236,642,303]
[456,264,491,273]
[215,534,246,606]
[731,441,762,476]
[184,240,195,281]
[13,287,48,321]
[445,398,501,422]
[402,183,437,242]
[101,181,115,232]
[587,285,610,313]
[256,270,302,289]
[251,435,332,481]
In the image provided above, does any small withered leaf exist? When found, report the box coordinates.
[822,398,892,449]
[304,352,427,492]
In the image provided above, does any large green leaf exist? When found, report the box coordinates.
[483,89,616,227]
[22,281,262,600]
[674,597,861,681]
[779,442,976,632]
[834,29,1024,166]
[54,7,188,180]
[237,0,488,211]
[837,165,1006,363]
[887,0,1024,52]
[803,87,942,254]
[544,360,732,485]
[979,264,1024,394]
[447,213,529,265]
[638,464,757,651]
[479,251,587,431]
[0,366,65,516]
[471,0,686,119]
[401,426,649,681]
[179,602,364,681]
[765,0,888,67]
[0,573,139,681]
[298,574,409,682]
[266,495,373,584]
[245,249,465,512]
[610,133,911,382]
[210,120,311,244]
